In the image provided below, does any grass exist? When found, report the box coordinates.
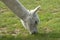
[0,0,60,40]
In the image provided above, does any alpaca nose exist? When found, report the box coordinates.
[31,31,37,34]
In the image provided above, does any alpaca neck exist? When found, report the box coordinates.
[1,0,29,20]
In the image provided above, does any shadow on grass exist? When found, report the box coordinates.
[0,33,60,40]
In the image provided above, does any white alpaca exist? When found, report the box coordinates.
[1,0,40,34]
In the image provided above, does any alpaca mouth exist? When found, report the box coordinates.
[31,31,38,34]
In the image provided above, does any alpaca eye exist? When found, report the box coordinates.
[35,21,38,24]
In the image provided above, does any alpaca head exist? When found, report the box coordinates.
[21,6,40,34]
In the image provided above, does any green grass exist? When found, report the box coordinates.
[0,0,60,40]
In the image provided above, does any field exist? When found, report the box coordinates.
[0,0,60,40]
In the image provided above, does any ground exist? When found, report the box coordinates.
[0,0,60,40]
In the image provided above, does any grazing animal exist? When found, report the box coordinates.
[0,0,40,34]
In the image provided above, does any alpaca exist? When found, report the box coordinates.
[0,0,40,34]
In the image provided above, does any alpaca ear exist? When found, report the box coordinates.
[33,5,41,14]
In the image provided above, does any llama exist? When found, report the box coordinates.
[0,0,40,34]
